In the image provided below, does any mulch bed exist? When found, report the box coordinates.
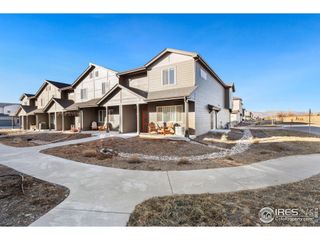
[0,132,92,147]
[128,174,320,226]
[41,137,219,171]
[0,164,69,226]
[41,129,320,171]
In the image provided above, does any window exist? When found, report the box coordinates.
[80,89,87,100]
[102,82,106,95]
[98,110,106,123]
[90,72,93,79]
[162,68,176,85]
[200,68,207,80]
[95,71,99,77]
[156,105,183,122]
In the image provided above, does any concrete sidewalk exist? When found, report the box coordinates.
[0,136,320,226]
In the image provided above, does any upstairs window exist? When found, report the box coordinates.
[200,68,207,80]
[80,89,87,100]
[162,68,176,85]
[102,82,106,95]
[95,71,99,77]
[90,72,93,79]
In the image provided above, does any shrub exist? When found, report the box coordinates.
[177,158,191,165]
[252,139,260,144]
[127,154,143,164]
[82,149,96,157]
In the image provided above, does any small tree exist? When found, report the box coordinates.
[276,112,286,122]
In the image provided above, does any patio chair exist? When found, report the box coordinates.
[91,121,98,130]
[148,122,158,134]
[164,122,175,135]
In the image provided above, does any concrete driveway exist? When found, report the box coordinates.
[0,135,320,226]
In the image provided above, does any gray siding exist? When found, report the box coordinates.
[194,62,230,135]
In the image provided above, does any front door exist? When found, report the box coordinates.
[141,104,149,133]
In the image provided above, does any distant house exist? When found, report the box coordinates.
[16,64,118,131]
[0,103,20,127]
[16,48,237,136]
[244,109,253,121]
[230,97,244,123]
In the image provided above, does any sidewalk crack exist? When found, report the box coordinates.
[166,171,174,195]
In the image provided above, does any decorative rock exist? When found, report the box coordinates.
[99,148,118,158]
[118,128,253,162]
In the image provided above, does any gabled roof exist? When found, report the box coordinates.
[70,63,118,88]
[144,48,197,67]
[43,98,74,112]
[34,80,71,99]
[116,48,233,89]
[46,80,71,89]
[65,98,100,111]
[19,93,35,101]
[15,105,37,116]
[97,83,147,105]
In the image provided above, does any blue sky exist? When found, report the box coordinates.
[0,14,319,112]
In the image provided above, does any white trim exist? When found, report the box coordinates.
[161,66,176,86]
[98,109,106,123]
[156,104,183,123]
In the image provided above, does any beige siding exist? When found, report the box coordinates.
[47,102,64,113]
[18,108,27,116]
[36,84,61,108]
[148,56,195,92]
[68,92,75,101]
[126,73,148,92]
[20,96,29,106]
[74,65,118,103]
[103,88,144,107]
[194,62,230,135]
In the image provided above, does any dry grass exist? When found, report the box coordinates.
[0,164,69,226]
[0,133,91,147]
[128,174,320,226]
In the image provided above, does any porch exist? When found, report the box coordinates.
[104,99,195,136]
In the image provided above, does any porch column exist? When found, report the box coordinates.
[184,99,189,137]
[119,105,123,133]
[48,113,51,130]
[26,115,29,131]
[105,106,109,132]
[36,115,39,130]
[62,112,65,131]
[80,110,83,131]
[136,104,140,134]
[54,112,57,131]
